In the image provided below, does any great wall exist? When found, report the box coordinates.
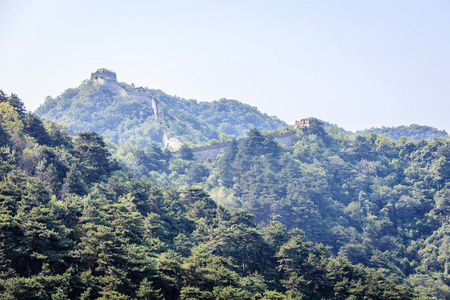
[189,129,299,160]
[90,69,184,149]
[91,69,117,81]
[187,118,326,160]
[89,69,316,160]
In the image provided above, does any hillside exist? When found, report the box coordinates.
[110,118,450,299]
[323,123,449,142]
[356,124,449,141]
[0,92,421,299]
[35,69,448,149]
[35,69,287,149]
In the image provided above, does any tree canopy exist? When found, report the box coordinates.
[0,92,426,299]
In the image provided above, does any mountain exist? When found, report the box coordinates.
[35,68,287,149]
[35,69,448,149]
[0,92,420,299]
[109,119,450,298]
[355,124,449,141]
[323,122,449,142]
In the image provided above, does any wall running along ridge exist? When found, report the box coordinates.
[188,130,298,160]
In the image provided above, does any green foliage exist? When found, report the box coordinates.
[73,131,118,183]
[112,125,450,298]
[22,113,52,146]
[0,102,23,134]
[6,93,26,118]
[35,78,286,148]
[356,124,449,141]
[0,91,443,299]
[178,144,194,161]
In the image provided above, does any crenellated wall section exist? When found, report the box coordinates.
[273,130,297,147]
[191,142,230,160]
[188,130,297,160]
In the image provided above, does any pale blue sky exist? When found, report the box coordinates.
[1,0,450,132]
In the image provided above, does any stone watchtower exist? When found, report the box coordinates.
[91,68,117,81]
[295,119,310,129]
[295,118,325,136]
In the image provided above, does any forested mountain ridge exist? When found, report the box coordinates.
[322,123,449,142]
[35,69,287,149]
[0,91,422,299]
[355,124,449,141]
[36,69,447,148]
[111,117,450,299]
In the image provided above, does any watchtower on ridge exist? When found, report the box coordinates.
[91,68,117,81]
[295,119,310,129]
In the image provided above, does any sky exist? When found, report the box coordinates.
[1,0,450,132]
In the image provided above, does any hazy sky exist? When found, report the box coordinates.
[1,0,450,132]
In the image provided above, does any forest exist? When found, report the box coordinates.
[36,71,447,152]
[111,120,450,299]
[35,76,287,148]
[0,91,437,299]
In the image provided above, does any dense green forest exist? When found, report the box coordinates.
[110,119,450,299]
[35,70,286,148]
[0,91,430,299]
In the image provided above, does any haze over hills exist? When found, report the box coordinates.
[355,124,449,141]
[36,69,448,149]
[2,89,450,297]
[0,91,424,298]
[36,69,287,149]
[3,1,450,298]
[3,84,450,298]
